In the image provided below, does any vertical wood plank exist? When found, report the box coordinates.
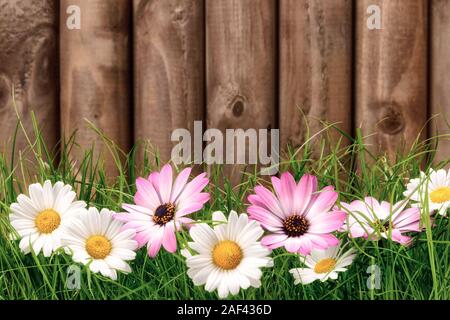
[355,0,428,162]
[431,0,450,164]
[133,0,204,165]
[280,0,353,155]
[0,0,58,160]
[206,0,276,182]
[60,0,131,173]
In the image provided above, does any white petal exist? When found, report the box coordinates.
[42,180,54,209]
[110,248,136,260]
[28,183,45,211]
[205,268,222,292]
[42,235,54,257]
[17,195,39,216]
[105,255,132,273]
[212,211,227,223]
[31,235,45,255]
[289,268,318,285]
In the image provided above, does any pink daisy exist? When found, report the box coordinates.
[337,197,428,245]
[115,164,209,257]
[247,172,346,255]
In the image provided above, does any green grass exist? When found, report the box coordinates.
[0,117,449,300]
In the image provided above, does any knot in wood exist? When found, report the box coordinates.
[378,103,405,135]
[232,100,244,117]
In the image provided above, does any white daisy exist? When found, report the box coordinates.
[9,180,87,257]
[63,207,138,280]
[289,243,356,285]
[404,169,450,216]
[182,211,273,298]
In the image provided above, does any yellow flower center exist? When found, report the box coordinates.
[430,187,450,204]
[314,258,337,274]
[85,235,112,259]
[35,209,61,234]
[212,240,243,270]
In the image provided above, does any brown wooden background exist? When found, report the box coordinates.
[0,0,449,175]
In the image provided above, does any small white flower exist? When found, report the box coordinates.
[404,169,450,216]
[9,180,86,257]
[182,211,273,298]
[63,207,138,280]
[289,243,356,285]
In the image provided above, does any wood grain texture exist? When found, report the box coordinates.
[60,0,131,173]
[0,0,58,158]
[431,0,450,165]
[355,0,428,162]
[206,0,276,181]
[133,0,204,164]
[280,0,352,155]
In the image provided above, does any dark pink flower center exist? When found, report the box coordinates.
[375,219,391,232]
[153,203,175,225]
[283,215,309,237]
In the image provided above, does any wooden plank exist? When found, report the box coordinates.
[355,0,428,162]
[280,0,353,156]
[0,0,58,163]
[431,0,450,165]
[60,0,132,174]
[206,0,276,182]
[133,0,205,165]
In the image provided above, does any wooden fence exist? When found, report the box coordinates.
[0,0,449,175]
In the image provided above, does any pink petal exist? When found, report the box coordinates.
[380,201,392,214]
[298,237,313,255]
[158,164,173,204]
[176,173,209,205]
[305,186,338,218]
[147,228,163,258]
[248,195,285,229]
[162,224,177,253]
[176,203,205,217]
[248,194,263,206]
[271,176,282,200]
[135,231,152,248]
[342,200,374,220]
[305,233,338,249]
[178,192,210,207]
[279,172,296,214]
[179,217,195,229]
[392,208,421,228]
[148,172,161,199]
[176,193,210,217]
[254,186,286,219]
[261,233,288,249]
[395,221,422,232]
[364,197,380,208]
[247,205,283,231]
[362,197,382,219]
[390,230,412,245]
[122,203,153,216]
[113,212,131,222]
[135,177,161,209]
[293,174,317,215]
[170,167,192,203]
[347,225,370,238]
[123,221,151,233]
[308,211,346,233]
[285,237,302,252]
